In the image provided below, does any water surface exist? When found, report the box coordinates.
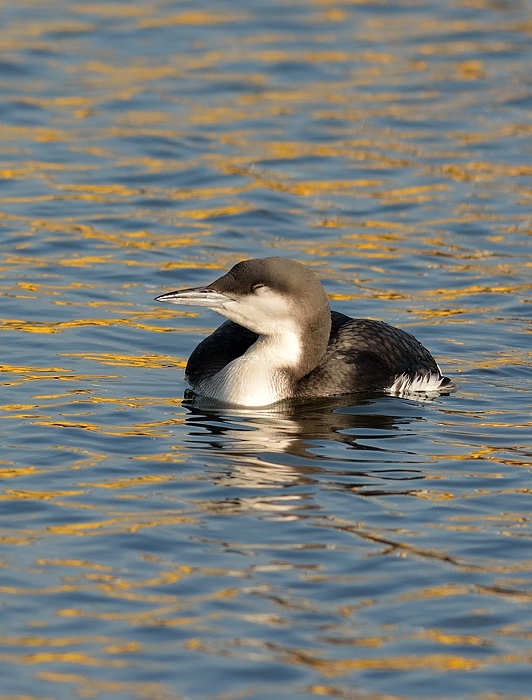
[1,0,532,698]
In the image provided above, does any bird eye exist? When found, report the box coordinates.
[251,283,266,293]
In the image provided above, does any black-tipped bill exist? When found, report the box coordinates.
[154,286,233,309]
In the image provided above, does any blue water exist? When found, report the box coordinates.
[1,0,532,698]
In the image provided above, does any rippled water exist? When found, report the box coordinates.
[1,0,532,698]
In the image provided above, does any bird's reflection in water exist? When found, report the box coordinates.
[182,391,432,515]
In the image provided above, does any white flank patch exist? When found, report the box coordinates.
[387,370,446,396]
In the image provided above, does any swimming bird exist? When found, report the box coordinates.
[155,257,449,407]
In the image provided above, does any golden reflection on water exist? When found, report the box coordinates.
[1,0,531,698]
[1,1,530,268]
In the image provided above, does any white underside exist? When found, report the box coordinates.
[196,362,287,407]
[194,331,302,407]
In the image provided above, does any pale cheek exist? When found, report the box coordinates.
[255,297,290,318]
[217,293,295,335]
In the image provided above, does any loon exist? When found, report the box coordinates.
[155,257,450,407]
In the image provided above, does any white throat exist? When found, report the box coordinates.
[194,330,302,407]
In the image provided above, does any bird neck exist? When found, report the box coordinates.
[196,329,308,407]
